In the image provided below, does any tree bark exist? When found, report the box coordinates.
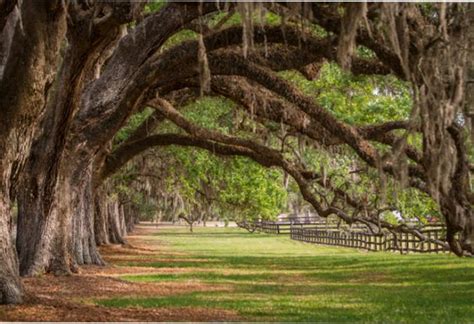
[0,169,22,304]
[71,168,104,266]
[0,0,66,302]
[123,204,138,233]
[107,200,126,245]
[440,197,474,256]
[15,2,136,276]
[94,187,110,246]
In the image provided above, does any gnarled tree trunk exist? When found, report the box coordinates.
[124,204,139,233]
[0,0,66,302]
[0,165,22,304]
[94,187,110,246]
[15,1,132,276]
[107,199,126,244]
[71,167,104,266]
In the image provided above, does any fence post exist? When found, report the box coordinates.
[406,232,410,254]
[421,231,425,252]
[427,230,431,252]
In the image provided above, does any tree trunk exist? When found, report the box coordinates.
[94,188,110,246]
[0,170,22,304]
[0,0,66,302]
[440,193,474,256]
[108,200,126,244]
[15,1,129,275]
[124,204,137,233]
[17,158,106,275]
[16,189,61,275]
[17,159,73,275]
[71,169,104,266]
[180,215,194,233]
[118,204,127,238]
[48,172,76,275]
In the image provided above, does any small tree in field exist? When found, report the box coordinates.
[178,212,200,233]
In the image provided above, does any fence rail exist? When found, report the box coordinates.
[290,226,449,254]
[248,220,449,254]
[252,221,369,235]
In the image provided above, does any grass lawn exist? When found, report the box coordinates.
[96,226,474,322]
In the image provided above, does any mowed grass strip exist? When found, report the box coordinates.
[96,227,474,322]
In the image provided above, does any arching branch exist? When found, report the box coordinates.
[204,52,427,181]
[104,100,445,248]
[70,2,219,159]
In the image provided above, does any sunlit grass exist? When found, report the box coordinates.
[96,227,474,322]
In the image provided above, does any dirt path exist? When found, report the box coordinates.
[0,225,240,321]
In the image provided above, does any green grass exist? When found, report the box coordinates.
[97,227,474,322]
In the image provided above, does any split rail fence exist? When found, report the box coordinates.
[252,220,449,254]
[290,226,449,253]
[253,219,367,235]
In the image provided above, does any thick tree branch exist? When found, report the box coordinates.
[103,102,446,249]
[0,0,16,32]
[70,2,219,160]
[204,52,427,182]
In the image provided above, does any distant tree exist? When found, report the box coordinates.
[178,212,200,233]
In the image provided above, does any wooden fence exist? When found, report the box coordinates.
[253,220,368,235]
[253,221,326,234]
[290,226,450,254]
[254,221,294,234]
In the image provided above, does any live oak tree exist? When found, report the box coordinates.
[0,0,66,304]
[14,1,215,278]
[0,1,473,304]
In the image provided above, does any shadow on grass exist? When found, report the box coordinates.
[121,253,470,271]
[97,279,474,322]
[152,231,255,238]
[112,254,474,321]
[122,255,474,285]
[100,228,474,322]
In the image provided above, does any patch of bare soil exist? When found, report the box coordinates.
[0,226,239,322]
